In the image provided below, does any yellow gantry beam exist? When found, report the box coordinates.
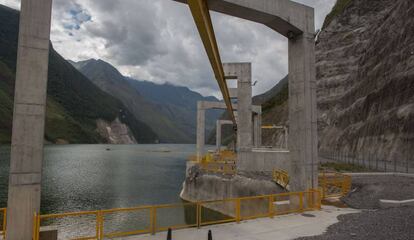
[187,0,236,124]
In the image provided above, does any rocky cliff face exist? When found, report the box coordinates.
[316,0,414,168]
[96,118,137,144]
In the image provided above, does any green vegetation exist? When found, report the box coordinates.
[0,5,158,144]
[322,0,353,29]
[320,162,370,172]
[45,99,104,143]
[0,61,14,143]
[262,83,288,113]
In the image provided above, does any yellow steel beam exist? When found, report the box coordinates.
[187,0,236,124]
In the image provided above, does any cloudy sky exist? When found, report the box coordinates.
[0,0,336,97]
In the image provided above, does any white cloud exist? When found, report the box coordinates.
[0,0,336,97]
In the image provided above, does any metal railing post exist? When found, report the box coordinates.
[150,207,157,235]
[197,203,201,228]
[32,212,40,240]
[268,195,274,218]
[97,211,104,240]
[299,192,304,212]
[235,199,241,223]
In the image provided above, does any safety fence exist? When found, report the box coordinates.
[271,169,351,199]
[320,151,414,174]
[319,171,352,198]
[188,151,237,175]
[32,189,321,239]
[0,208,5,239]
[199,161,236,175]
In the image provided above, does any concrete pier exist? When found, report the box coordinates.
[288,21,318,191]
[253,112,262,148]
[196,101,261,159]
[6,0,53,239]
[222,63,253,171]
[176,0,318,192]
[196,102,206,160]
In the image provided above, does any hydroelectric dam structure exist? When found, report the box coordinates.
[4,0,317,239]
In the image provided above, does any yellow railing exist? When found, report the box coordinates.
[188,151,236,163]
[200,161,236,175]
[319,171,352,198]
[188,151,237,175]
[273,169,290,189]
[32,189,321,239]
[0,208,6,239]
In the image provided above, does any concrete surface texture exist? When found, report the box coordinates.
[253,113,262,147]
[124,206,359,240]
[238,150,290,172]
[180,167,286,203]
[223,63,253,152]
[6,0,53,239]
[173,0,312,38]
[197,101,206,159]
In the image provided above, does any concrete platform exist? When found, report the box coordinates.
[124,206,359,240]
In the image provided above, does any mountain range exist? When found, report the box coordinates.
[0,4,221,144]
[70,59,222,143]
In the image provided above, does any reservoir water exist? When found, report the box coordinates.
[0,144,203,238]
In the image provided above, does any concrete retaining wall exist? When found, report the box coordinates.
[181,165,286,217]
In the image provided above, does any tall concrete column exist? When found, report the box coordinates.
[288,11,318,191]
[223,63,252,170]
[6,0,53,239]
[223,63,252,151]
[253,112,262,148]
[216,120,221,152]
[196,102,205,161]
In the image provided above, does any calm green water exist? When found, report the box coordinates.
[0,144,204,237]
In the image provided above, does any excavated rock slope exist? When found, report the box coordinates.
[316,0,414,167]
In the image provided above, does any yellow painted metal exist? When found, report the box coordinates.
[187,0,235,124]
[0,208,5,239]
[192,151,237,175]
[235,199,241,223]
[31,189,321,239]
[268,195,274,218]
[273,169,290,188]
[262,125,276,129]
[319,171,352,199]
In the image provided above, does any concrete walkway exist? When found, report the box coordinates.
[124,206,359,240]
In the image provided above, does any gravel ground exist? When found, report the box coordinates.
[297,206,414,240]
[296,175,414,240]
[342,175,414,209]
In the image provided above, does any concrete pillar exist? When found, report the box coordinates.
[216,120,221,152]
[223,63,252,151]
[288,11,318,191]
[6,0,53,239]
[196,102,205,161]
[223,63,252,170]
[253,112,262,148]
